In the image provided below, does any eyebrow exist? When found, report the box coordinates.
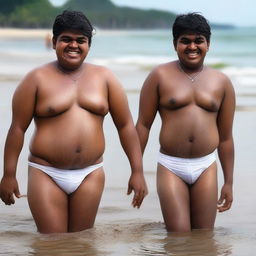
[59,35,87,40]
[180,35,205,39]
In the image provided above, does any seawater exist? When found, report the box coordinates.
[0,28,256,255]
[0,27,256,87]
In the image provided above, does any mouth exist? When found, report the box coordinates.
[186,51,200,59]
[64,49,81,58]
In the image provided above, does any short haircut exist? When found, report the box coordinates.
[172,12,211,45]
[53,10,94,46]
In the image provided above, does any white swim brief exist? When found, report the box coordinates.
[158,151,216,184]
[28,161,103,194]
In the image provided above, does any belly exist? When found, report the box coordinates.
[159,110,219,157]
[30,113,105,169]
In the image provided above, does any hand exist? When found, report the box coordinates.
[127,172,148,208]
[217,183,233,212]
[0,176,21,205]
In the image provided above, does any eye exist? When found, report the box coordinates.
[77,38,88,44]
[195,38,205,44]
[179,39,191,45]
[60,37,72,43]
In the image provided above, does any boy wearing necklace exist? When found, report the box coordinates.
[0,10,148,233]
[136,13,235,232]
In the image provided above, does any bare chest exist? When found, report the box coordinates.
[159,82,223,112]
[35,80,109,117]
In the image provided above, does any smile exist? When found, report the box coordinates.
[186,51,200,58]
[65,50,80,57]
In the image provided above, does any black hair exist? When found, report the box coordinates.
[172,12,211,45]
[53,10,94,46]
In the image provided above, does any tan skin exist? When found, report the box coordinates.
[136,33,235,232]
[0,31,148,233]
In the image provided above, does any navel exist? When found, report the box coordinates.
[188,136,195,143]
[75,146,82,153]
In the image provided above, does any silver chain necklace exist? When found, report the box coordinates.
[178,62,204,82]
[57,64,84,84]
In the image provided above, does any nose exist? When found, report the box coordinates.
[188,42,197,50]
[69,40,78,48]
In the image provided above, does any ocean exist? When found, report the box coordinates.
[0,27,256,255]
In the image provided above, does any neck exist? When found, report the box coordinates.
[56,62,83,74]
[178,61,204,73]
[55,62,84,83]
[178,61,204,83]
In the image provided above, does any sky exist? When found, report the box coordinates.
[50,0,256,27]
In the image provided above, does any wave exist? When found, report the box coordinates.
[1,51,256,89]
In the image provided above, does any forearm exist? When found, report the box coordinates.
[135,122,150,155]
[3,126,25,177]
[217,138,234,185]
[118,124,143,173]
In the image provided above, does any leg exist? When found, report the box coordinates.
[27,166,69,233]
[157,164,191,232]
[190,162,218,229]
[68,167,105,232]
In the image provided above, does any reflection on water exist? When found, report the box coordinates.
[3,215,256,256]
[162,229,232,256]
[132,227,233,256]
[30,233,104,256]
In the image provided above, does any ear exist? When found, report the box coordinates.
[52,37,56,50]
[207,41,210,51]
[173,40,177,51]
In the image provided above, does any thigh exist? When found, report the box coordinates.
[27,166,68,233]
[190,162,218,229]
[68,167,105,232]
[157,164,191,232]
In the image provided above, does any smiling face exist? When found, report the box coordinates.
[174,33,210,70]
[53,31,90,71]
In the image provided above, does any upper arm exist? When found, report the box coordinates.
[106,69,134,129]
[217,75,236,141]
[136,69,159,129]
[11,71,38,132]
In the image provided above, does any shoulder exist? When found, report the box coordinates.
[150,61,176,76]
[143,61,175,88]
[22,62,54,82]
[205,66,234,91]
[85,63,113,77]
[205,66,232,83]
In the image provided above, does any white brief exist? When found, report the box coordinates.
[28,161,103,194]
[158,152,216,184]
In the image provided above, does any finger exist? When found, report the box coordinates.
[3,194,14,205]
[134,196,145,208]
[132,190,141,208]
[9,194,15,204]
[19,194,27,198]
[15,187,21,198]
[132,190,145,208]
[127,185,132,195]
[218,195,224,205]
[218,200,232,212]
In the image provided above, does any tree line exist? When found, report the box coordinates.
[0,0,176,29]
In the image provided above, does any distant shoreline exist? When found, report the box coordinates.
[0,25,243,39]
[0,28,51,38]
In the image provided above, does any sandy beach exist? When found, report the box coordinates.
[0,28,51,38]
[0,28,256,255]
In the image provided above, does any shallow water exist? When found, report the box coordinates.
[1,214,256,255]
